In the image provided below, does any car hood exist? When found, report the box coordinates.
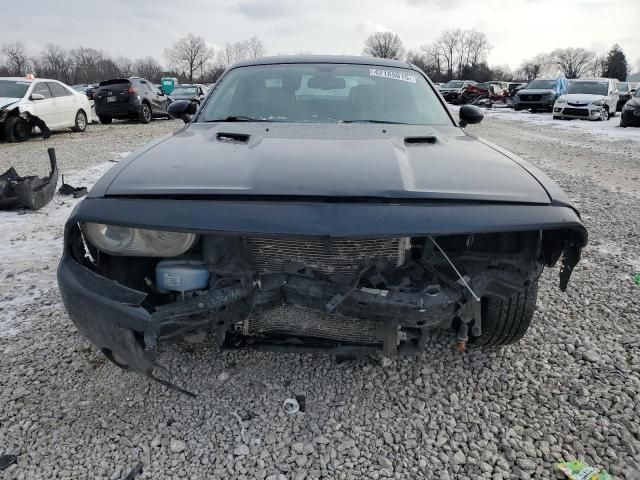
[563,93,606,104]
[518,89,555,95]
[624,97,640,108]
[0,97,20,110]
[102,123,551,204]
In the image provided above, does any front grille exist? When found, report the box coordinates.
[521,94,541,101]
[246,237,407,278]
[562,108,589,117]
[246,305,380,344]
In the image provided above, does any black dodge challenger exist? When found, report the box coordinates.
[57,56,587,385]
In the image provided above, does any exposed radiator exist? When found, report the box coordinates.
[246,305,380,344]
[246,237,409,278]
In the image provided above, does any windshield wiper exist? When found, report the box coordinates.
[340,119,409,124]
[206,116,271,122]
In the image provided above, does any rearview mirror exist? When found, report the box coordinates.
[168,99,198,123]
[458,105,484,127]
[30,93,45,101]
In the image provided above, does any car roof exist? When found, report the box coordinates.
[574,78,614,82]
[231,55,412,70]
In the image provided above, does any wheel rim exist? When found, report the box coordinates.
[77,112,86,130]
[143,105,151,121]
[601,108,608,121]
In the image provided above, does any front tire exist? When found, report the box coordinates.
[139,103,152,124]
[472,281,538,347]
[72,110,87,132]
[4,116,31,142]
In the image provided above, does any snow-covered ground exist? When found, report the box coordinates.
[449,104,640,142]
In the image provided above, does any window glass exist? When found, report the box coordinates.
[48,82,71,97]
[32,82,53,99]
[200,63,450,125]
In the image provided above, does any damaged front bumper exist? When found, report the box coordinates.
[57,197,588,384]
[0,148,58,210]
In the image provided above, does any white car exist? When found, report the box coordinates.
[552,78,619,121]
[0,76,93,142]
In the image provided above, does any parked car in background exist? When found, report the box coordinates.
[513,78,566,111]
[94,77,169,124]
[616,82,633,111]
[553,78,619,121]
[438,80,476,103]
[168,84,209,104]
[620,87,640,127]
[507,82,527,96]
[0,76,92,142]
[57,56,586,381]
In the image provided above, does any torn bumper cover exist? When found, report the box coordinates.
[57,197,587,380]
[0,148,58,210]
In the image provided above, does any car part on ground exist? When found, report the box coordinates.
[0,147,58,210]
[57,56,587,388]
[58,175,88,198]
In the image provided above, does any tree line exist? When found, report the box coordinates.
[363,30,632,82]
[1,31,633,86]
[0,34,265,85]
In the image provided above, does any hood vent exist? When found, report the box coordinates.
[216,132,250,144]
[404,136,437,146]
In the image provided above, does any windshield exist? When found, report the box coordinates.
[526,80,555,89]
[200,63,450,125]
[635,88,640,98]
[0,80,30,99]
[172,87,198,95]
[617,83,628,92]
[443,81,464,88]
[567,81,608,96]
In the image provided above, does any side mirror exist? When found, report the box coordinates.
[168,99,198,123]
[459,105,484,127]
[30,93,45,101]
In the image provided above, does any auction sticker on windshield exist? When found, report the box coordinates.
[370,68,416,83]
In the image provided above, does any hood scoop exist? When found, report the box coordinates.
[404,136,437,146]
[216,132,250,144]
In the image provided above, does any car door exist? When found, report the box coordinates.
[150,82,168,113]
[140,80,165,115]
[47,82,75,127]
[29,82,59,127]
[609,80,619,113]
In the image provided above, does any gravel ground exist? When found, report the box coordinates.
[1,115,639,480]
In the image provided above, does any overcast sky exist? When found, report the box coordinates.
[2,0,639,71]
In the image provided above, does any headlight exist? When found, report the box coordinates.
[82,222,197,257]
[591,100,604,106]
[556,96,566,104]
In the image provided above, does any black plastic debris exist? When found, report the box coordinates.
[124,462,144,480]
[0,147,58,210]
[0,454,17,470]
[58,175,87,198]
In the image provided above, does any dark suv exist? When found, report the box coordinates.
[94,77,168,124]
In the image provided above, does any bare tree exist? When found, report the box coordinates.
[216,37,266,69]
[551,48,595,79]
[133,56,164,82]
[245,36,265,59]
[36,44,72,83]
[434,29,461,79]
[115,56,135,77]
[362,31,405,60]
[2,41,30,75]
[516,54,554,80]
[71,47,105,83]
[165,33,214,82]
